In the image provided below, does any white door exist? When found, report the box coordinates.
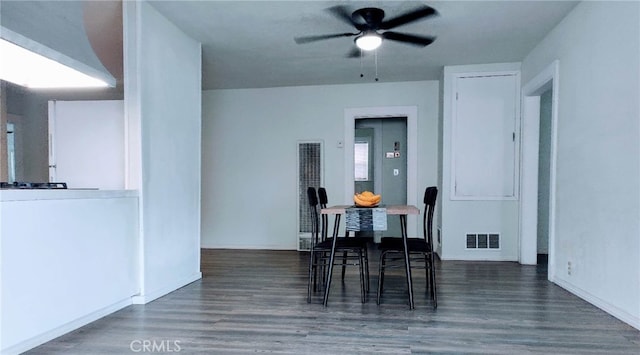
[48,100,125,189]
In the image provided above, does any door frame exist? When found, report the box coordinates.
[344,106,418,238]
[519,60,559,282]
[48,101,58,182]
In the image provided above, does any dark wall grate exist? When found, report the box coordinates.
[466,233,500,249]
[298,142,322,234]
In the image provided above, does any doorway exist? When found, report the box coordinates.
[7,122,16,182]
[344,106,419,239]
[355,117,407,238]
[520,60,559,281]
[536,89,553,266]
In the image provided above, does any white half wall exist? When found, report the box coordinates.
[124,1,202,304]
[521,1,640,329]
[0,190,138,354]
[201,81,440,249]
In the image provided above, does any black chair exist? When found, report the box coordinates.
[377,186,438,308]
[318,187,370,292]
[306,187,367,305]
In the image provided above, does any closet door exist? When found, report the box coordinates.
[452,73,519,199]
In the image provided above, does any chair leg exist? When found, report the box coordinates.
[341,251,348,281]
[424,253,430,294]
[363,245,370,292]
[376,251,387,305]
[312,253,319,292]
[323,246,338,307]
[429,253,437,309]
[307,251,315,303]
[359,250,366,303]
[319,252,329,287]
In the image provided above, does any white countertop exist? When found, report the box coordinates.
[0,189,139,201]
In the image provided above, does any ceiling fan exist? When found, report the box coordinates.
[294,5,438,56]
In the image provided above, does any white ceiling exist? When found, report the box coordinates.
[149,1,579,90]
[1,1,579,92]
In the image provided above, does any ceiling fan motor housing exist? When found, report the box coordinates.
[352,8,386,30]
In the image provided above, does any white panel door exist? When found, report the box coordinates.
[453,74,518,199]
[48,100,125,189]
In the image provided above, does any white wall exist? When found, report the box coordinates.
[521,1,640,329]
[124,1,202,303]
[0,190,138,354]
[201,81,439,249]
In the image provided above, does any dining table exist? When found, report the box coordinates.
[320,204,421,309]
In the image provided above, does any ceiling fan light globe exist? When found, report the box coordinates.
[356,34,382,51]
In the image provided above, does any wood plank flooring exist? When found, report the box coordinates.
[27,248,640,354]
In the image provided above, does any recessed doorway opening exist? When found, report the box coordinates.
[344,106,418,238]
[520,60,559,282]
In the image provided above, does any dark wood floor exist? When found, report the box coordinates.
[28,248,639,354]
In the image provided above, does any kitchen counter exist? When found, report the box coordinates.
[0,188,138,201]
[1,188,139,354]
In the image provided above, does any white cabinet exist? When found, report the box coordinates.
[440,63,521,261]
[451,73,519,199]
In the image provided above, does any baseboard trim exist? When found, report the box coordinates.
[439,256,518,262]
[200,243,295,250]
[554,278,640,330]
[1,298,132,355]
[132,272,202,304]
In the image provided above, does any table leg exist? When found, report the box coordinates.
[323,214,341,306]
[400,214,414,309]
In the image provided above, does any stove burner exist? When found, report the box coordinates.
[1,182,68,189]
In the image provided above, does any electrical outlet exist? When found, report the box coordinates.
[567,261,572,275]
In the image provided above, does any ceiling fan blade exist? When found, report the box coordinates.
[294,32,357,44]
[379,6,437,30]
[326,6,357,27]
[382,31,436,47]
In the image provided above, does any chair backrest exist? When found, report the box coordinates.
[317,187,328,208]
[423,186,438,246]
[307,186,318,207]
[307,187,320,243]
[317,187,329,240]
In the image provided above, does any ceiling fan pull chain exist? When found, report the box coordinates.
[375,49,379,82]
[360,49,364,78]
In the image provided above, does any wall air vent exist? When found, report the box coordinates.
[466,233,500,249]
[297,141,323,251]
